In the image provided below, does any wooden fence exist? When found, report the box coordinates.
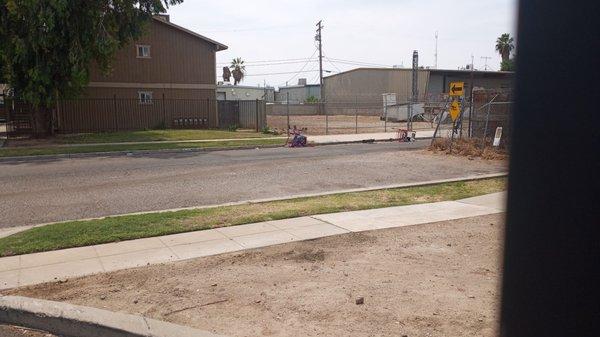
[57,98,215,133]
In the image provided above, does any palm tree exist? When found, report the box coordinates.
[230,58,246,85]
[495,33,515,64]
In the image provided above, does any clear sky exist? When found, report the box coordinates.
[167,0,517,88]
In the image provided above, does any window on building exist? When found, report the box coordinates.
[138,91,153,104]
[136,45,151,58]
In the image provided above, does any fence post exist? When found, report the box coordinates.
[383,94,388,133]
[113,94,118,132]
[206,98,210,129]
[325,101,329,135]
[481,93,499,149]
[355,96,358,134]
[286,92,290,130]
[255,99,260,132]
[162,93,167,128]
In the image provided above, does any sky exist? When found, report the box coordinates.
[167,0,517,88]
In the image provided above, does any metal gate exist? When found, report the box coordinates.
[1,98,34,138]
[217,101,240,128]
[217,99,267,131]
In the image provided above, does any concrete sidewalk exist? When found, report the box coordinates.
[0,192,506,290]
[4,131,433,149]
[309,130,435,144]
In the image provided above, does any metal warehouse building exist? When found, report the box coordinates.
[323,68,514,103]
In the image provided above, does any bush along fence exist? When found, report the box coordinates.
[1,97,267,137]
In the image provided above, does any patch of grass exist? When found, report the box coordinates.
[55,129,275,144]
[0,178,506,257]
[0,138,285,157]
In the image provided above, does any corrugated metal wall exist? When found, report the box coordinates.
[323,69,430,103]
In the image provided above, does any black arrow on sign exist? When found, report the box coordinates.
[451,85,463,93]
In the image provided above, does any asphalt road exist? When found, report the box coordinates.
[0,141,506,228]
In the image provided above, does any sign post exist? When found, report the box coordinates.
[447,82,465,153]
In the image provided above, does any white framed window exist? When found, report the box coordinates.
[138,91,153,104]
[136,45,151,58]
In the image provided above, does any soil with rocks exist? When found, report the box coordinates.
[0,325,58,337]
[6,214,504,337]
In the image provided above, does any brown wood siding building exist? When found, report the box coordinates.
[58,17,227,132]
[87,18,224,93]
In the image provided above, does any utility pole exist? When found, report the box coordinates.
[469,54,475,137]
[315,20,324,101]
[263,79,267,101]
[434,31,439,69]
[409,50,419,131]
[481,56,492,71]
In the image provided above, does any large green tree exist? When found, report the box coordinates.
[0,0,183,136]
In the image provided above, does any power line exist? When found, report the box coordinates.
[199,24,305,33]
[324,56,342,72]
[326,57,393,68]
[275,48,319,86]
[217,57,314,65]
[219,60,319,68]
[244,69,319,77]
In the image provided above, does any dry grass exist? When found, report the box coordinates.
[429,138,508,160]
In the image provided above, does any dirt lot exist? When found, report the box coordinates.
[6,214,504,337]
[267,115,440,135]
[0,325,57,337]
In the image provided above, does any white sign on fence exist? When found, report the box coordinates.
[382,93,397,107]
[493,127,503,147]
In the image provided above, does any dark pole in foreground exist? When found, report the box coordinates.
[500,1,600,337]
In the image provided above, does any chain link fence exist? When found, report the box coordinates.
[266,94,457,137]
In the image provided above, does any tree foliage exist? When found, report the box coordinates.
[305,95,318,103]
[0,0,183,109]
[230,57,245,85]
[495,33,515,64]
[501,56,516,71]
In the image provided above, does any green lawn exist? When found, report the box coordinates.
[0,138,285,157]
[0,177,506,257]
[55,129,276,144]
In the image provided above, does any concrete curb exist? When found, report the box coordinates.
[0,136,433,163]
[2,172,508,236]
[0,143,287,163]
[20,137,289,148]
[0,295,225,337]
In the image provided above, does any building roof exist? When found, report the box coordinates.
[217,84,275,90]
[278,84,321,89]
[152,17,228,51]
[323,67,514,80]
[429,68,514,76]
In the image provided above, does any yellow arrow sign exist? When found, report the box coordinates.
[449,82,464,96]
[449,100,461,121]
